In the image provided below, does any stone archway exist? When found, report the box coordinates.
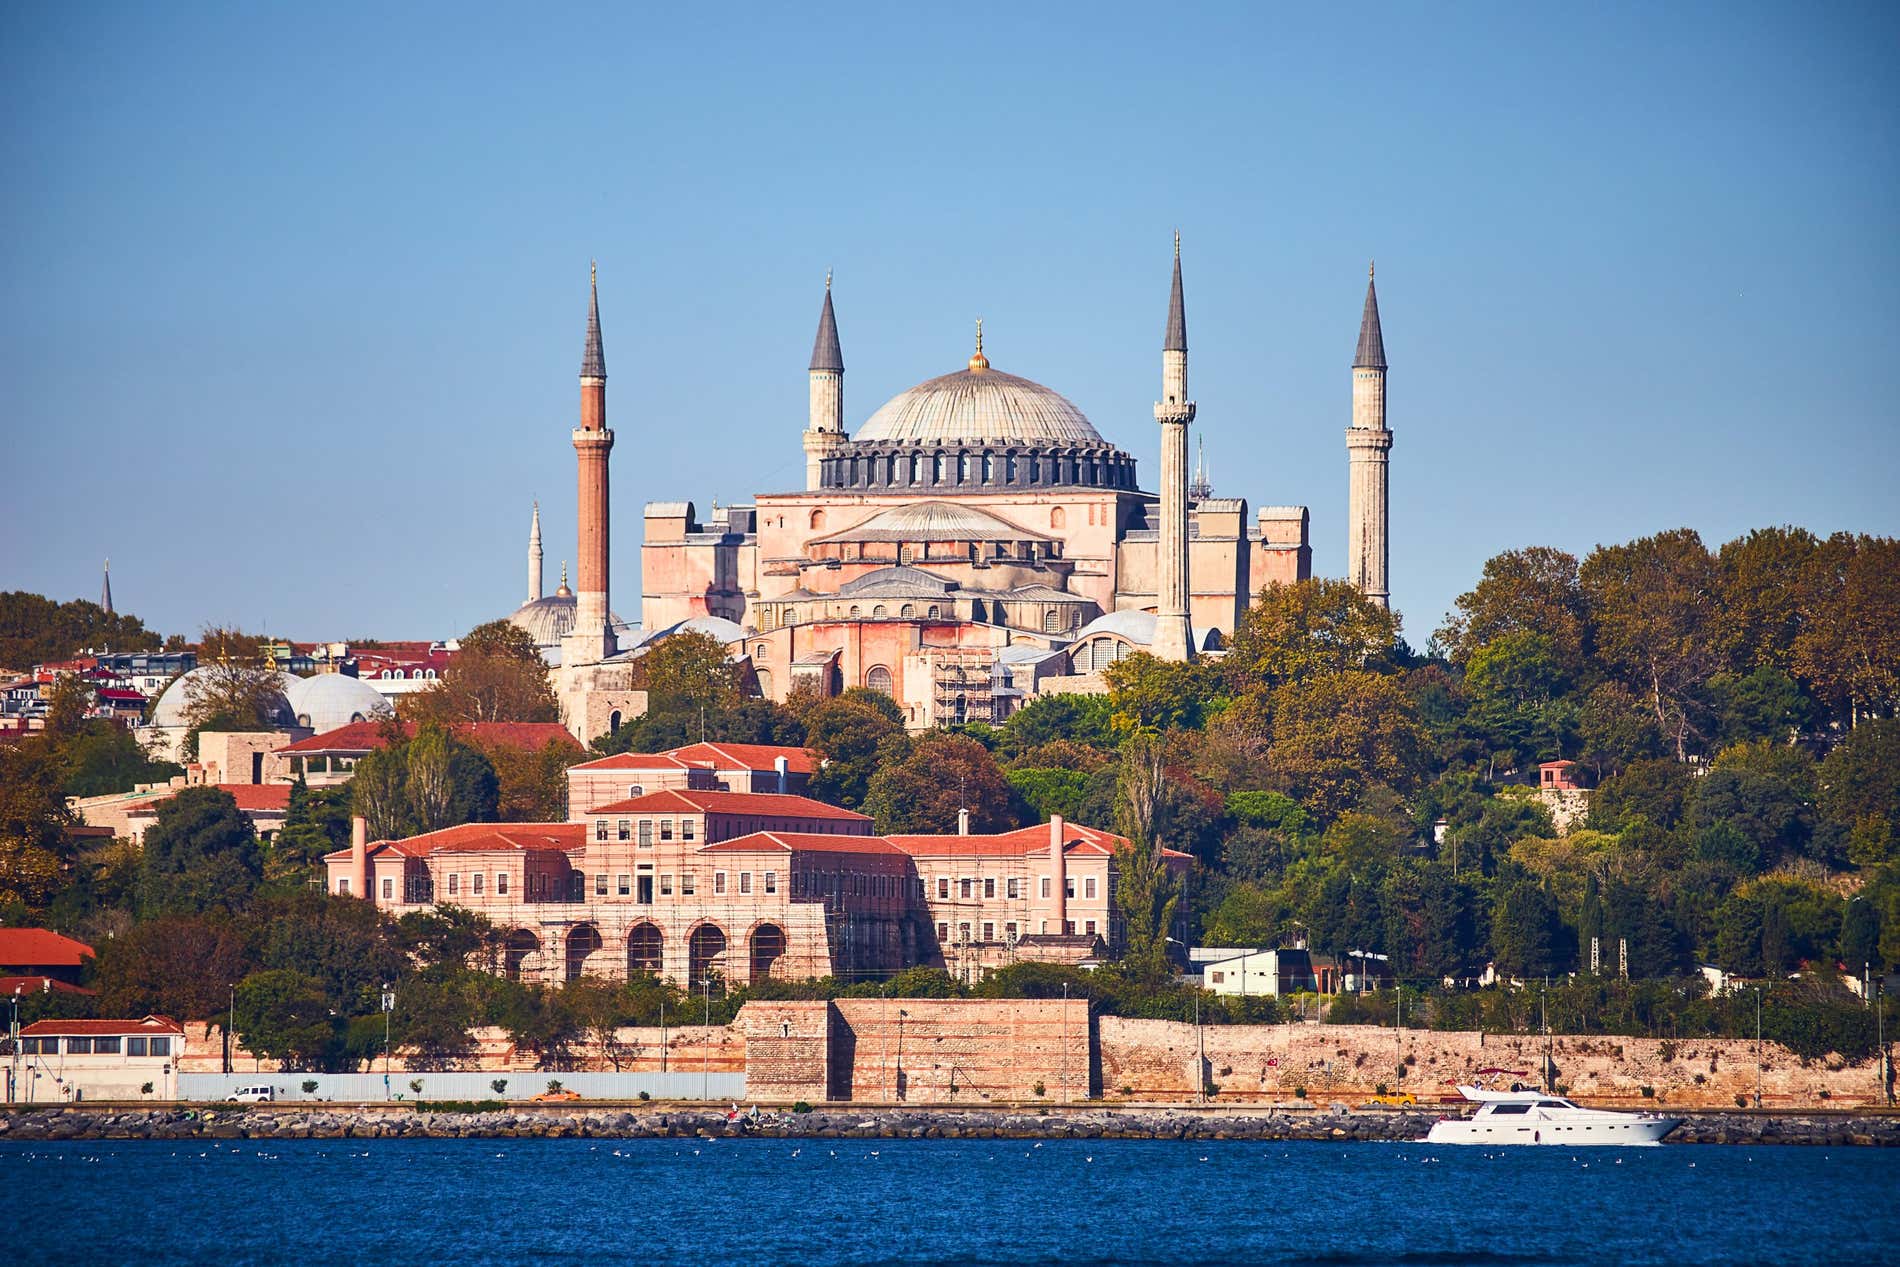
[565,924,603,982]
[628,923,663,976]
[688,924,727,985]
[749,924,787,982]
[502,929,540,982]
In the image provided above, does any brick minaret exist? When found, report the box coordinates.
[567,263,616,664]
[1152,233,1195,662]
[1346,262,1392,609]
[527,500,543,603]
[802,271,846,490]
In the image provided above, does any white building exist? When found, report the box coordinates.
[1197,947,1318,997]
[10,1016,185,1102]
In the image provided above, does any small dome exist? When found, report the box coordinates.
[148,667,299,730]
[509,592,578,651]
[855,366,1102,446]
[285,673,393,732]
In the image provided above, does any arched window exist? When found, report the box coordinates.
[866,665,893,695]
[911,454,925,483]
[982,452,995,482]
[970,600,987,622]
[900,604,915,618]
[424,669,436,680]
[927,605,941,619]
[627,783,645,798]
[1050,507,1066,529]
[849,605,861,618]
[1044,607,1062,633]
[959,453,972,482]
[935,454,948,482]
[1006,454,1018,482]
[756,669,773,698]
[809,509,826,531]
[608,709,623,734]
[871,604,888,618]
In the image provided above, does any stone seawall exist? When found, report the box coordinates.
[6,1105,1896,1146]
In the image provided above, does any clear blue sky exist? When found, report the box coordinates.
[3,3,1895,647]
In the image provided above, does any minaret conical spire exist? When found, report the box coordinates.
[101,559,113,615]
[1164,230,1187,352]
[582,260,606,379]
[527,501,544,602]
[809,271,843,372]
[1353,260,1386,369]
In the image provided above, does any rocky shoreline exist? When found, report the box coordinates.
[4,1105,1896,1146]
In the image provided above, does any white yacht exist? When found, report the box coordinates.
[1425,1087,1683,1146]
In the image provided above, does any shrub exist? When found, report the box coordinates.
[1032,1081,1046,1097]
[1735,1094,1749,1108]
[792,1101,814,1114]
[546,1079,564,1093]
[1375,1083,1389,1096]
[1294,1086,1307,1099]
[1639,1086,1654,1098]
[409,1079,424,1094]
[140,1082,154,1096]
[1658,1041,1677,1062]
[414,1100,506,1114]
[638,1090,651,1101]
[492,1079,509,1096]
[301,1080,319,1095]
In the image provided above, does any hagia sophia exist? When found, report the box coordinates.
[512,244,1393,741]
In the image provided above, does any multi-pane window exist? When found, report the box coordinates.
[682,871,696,896]
[497,873,509,896]
[638,821,654,847]
[617,874,631,896]
[714,872,728,895]
[1065,877,1076,898]
[1084,877,1096,900]
[937,922,949,941]
[764,871,777,894]
[937,878,950,899]
[447,874,459,896]
[149,1037,170,1056]
[595,820,608,842]
[472,874,485,896]
[94,1037,122,1054]
[682,818,696,841]
[1007,878,1021,899]
[959,878,973,899]
[982,922,995,941]
[1005,921,1018,940]
[595,874,608,896]
[128,1037,148,1056]
[660,819,674,841]
[1039,877,1050,899]
[983,878,996,899]
[1085,920,1097,936]
[739,872,753,895]
[660,874,673,896]
[66,1038,93,1054]
[617,819,632,842]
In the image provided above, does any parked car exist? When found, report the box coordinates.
[531,1089,582,1102]
[1367,1092,1417,1107]
[228,1085,276,1103]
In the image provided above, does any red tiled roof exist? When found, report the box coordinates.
[0,976,95,997]
[0,928,96,969]
[127,784,293,816]
[670,742,817,775]
[583,789,868,821]
[885,822,1155,858]
[569,752,696,772]
[699,830,908,856]
[277,721,578,756]
[322,821,587,862]
[21,1015,184,1037]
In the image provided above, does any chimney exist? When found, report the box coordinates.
[957,807,970,836]
[774,755,789,794]
[1050,814,1067,931]
[351,815,369,901]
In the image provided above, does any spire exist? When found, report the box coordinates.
[1189,437,1212,502]
[1354,260,1386,369]
[968,316,989,371]
[1164,230,1187,352]
[556,562,572,598]
[101,559,112,615]
[581,260,606,379]
[809,272,843,372]
[530,500,542,544]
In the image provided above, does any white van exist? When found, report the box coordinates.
[228,1085,276,1103]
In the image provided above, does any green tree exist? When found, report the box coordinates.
[863,733,1015,833]
[1791,534,1900,727]
[1103,653,1222,733]
[1491,880,1562,978]
[57,719,182,798]
[402,619,560,727]
[1589,757,1692,832]
[1460,631,1577,775]
[234,968,341,1070]
[1579,529,1725,761]
[1434,546,1590,673]
[89,915,251,1020]
[271,782,353,884]
[997,694,1115,757]
[805,697,906,810]
[0,736,77,909]
[1225,578,1401,697]
[350,725,498,840]
[1716,526,1820,672]
[0,590,162,666]
[1266,671,1424,821]
[137,786,263,916]
[1817,718,1900,836]
[1690,741,1817,867]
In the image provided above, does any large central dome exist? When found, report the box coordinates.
[856,366,1103,446]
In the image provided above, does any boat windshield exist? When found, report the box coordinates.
[1487,1104,1531,1115]
[1536,1100,1575,1109]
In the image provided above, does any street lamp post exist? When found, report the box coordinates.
[8,987,20,1104]
[1754,987,1763,1110]
[381,985,396,1098]
[226,984,237,1075]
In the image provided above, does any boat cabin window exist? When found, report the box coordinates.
[1536,1100,1572,1109]
[1489,1104,1531,1115]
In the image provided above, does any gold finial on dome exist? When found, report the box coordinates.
[557,562,572,598]
[1369,259,1375,279]
[969,316,989,371]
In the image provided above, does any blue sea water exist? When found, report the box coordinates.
[9,1137,1897,1265]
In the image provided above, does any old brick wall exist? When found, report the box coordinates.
[736,1001,831,1102]
[828,998,1091,1103]
[1097,1018,1885,1108]
[178,1022,743,1077]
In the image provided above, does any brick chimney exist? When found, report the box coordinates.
[1050,814,1067,931]
[350,815,369,900]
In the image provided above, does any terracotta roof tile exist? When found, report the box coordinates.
[277,721,577,757]
[0,928,96,968]
[700,831,907,856]
[22,1015,184,1037]
[583,789,866,821]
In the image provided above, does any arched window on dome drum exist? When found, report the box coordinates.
[935,454,948,483]
[872,604,888,617]
[1044,607,1062,633]
[865,665,893,695]
[1006,454,1018,483]
[982,452,995,482]
[911,454,924,484]
[886,456,897,485]
[900,604,915,618]
[927,605,941,618]
[970,599,986,622]
[849,606,861,619]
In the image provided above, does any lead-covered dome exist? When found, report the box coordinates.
[855,366,1103,446]
[285,673,393,731]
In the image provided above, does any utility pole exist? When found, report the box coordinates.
[226,984,236,1075]
[1063,982,1072,1105]
[659,998,667,1074]
[381,985,395,1098]
[702,976,711,1102]
[8,987,20,1105]
[1878,981,1889,1107]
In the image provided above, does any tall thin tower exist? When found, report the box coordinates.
[802,272,846,490]
[101,559,113,615]
[1152,233,1195,662]
[527,501,544,603]
[1346,262,1392,609]
[566,262,616,664]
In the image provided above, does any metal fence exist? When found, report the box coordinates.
[178,1071,748,1103]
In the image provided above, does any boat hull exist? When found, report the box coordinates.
[1426,1116,1682,1146]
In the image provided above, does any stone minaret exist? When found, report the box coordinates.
[567,262,616,664]
[527,501,544,603]
[1152,233,1195,662]
[802,272,846,490]
[1346,262,1392,609]
[101,559,113,615]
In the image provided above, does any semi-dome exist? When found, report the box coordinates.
[148,667,299,730]
[855,366,1103,446]
[285,673,393,731]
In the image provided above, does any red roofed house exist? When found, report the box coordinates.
[276,720,579,787]
[0,929,95,987]
[12,1015,185,1102]
[565,742,814,813]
